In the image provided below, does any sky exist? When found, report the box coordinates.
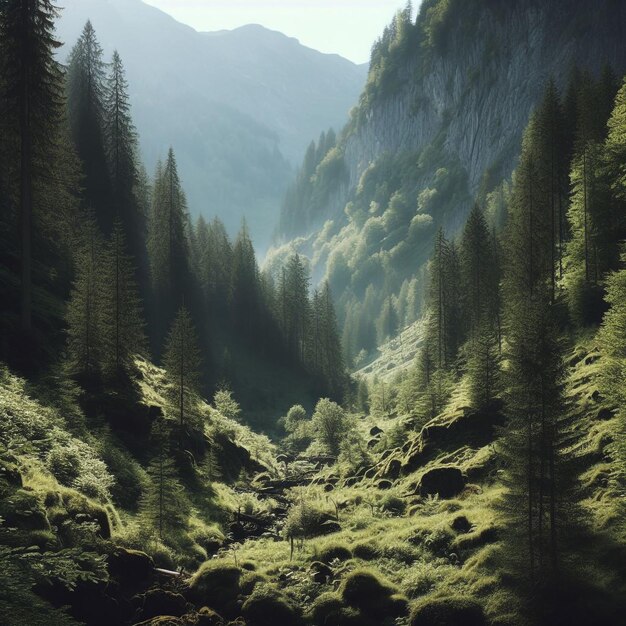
[142,0,414,64]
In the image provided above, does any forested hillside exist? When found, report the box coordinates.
[54,0,368,251]
[3,1,626,626]
[269,0,626,366]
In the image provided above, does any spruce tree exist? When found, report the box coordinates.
[163,305,202,447]
[101,219,146,381]
[147,148,190,346]
[141,418,188,540]
[103,51,148,292]
[66,21,112,233]
[0,0,65,335]
[66,213,106,381]
[466,320,501,410]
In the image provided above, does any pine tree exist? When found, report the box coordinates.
[66,21,112,233]
[230,220,261,339]
[66,213,106,381]
[147,148,190,347]
[103,51,148,293]
[0,0,65,334]
[163,305,202,447]
[597,254,626,505]
[141,418,188,540]
[318,281,345,400]
[466,320,501,410]
[101,219,146,380]
[460,204,498,339]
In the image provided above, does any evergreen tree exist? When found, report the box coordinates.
[598,253,626,505]
[466,320,501,410]
[141,418,188,540]
[66,21,112,233]
[101,219,146,380]
[460,204,499,338]
[163,305,202,447]
[66,214,106,381]
[103,51,148,292]
[230,220,261,339]
[0,0,65,336]
[147,148,190,347]
[280,254,311,361]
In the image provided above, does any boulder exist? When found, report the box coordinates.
[451,515,472,534]
[108,548,154,591]
[418,467,466,499]
[377,480,393,490]
[136,589,188,620]
[370,426,384,437]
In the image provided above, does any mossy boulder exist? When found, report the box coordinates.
[311,592,344,626]
[352,543,379,561]
[187,562,242,615]
[0,488,49,531]
[108,548,154,591]
[319,544,352,564]
[46,490,111,538]
[341,569,408,619]
[418,467,466,499]
[410,596,486,626]
[241,585,301,626]
[135,589,187,620]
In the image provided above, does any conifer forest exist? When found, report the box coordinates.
[3,1,626,625]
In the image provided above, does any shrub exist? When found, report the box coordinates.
[381,494,406,515]
[311,399,348,456]
[410,596,486,626]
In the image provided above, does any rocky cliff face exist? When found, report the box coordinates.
[268,0,626,364]
[293,0,626,235]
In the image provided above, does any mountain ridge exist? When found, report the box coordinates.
[54,0,368,251]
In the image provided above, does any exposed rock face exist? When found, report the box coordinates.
[299,0,626,236]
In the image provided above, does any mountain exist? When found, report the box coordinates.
[54,0,368,252]
[269,0,626,361]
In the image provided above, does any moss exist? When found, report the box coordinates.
[240,571,268,595]
[187,561,242,614]
[241,585,300,626]
[380,494,407,515]
[341,569,396,612]
[310,592,343,626]
[318,543,353,564]
[410,596,486,626]
[46,489,111,539]
[352,542,379,561]
[0,488,49,531]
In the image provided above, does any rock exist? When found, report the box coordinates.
[324,483,335,492]
[136,589,187,620]
[595,407,615,421]
[377,479,393,490]
[370,426,384,437]
[367,438,379,449]
[310,561,333,584]
[451,515,472,534]
[0,489,49,531]
[242,587,300,626]
[108,548,154,592]
[384,459,402,479]
[194,607,224,626]
[418,466,466,499]
[186,562,242,616]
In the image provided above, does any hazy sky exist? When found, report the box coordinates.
[142,0,414,64]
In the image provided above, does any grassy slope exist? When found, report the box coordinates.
[1,329,625,625]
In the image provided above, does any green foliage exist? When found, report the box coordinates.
[466,321,501,410]
[163,305,203,438]
[410,595,486,626]
[311,399,348,457]
[213,388,242,422]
